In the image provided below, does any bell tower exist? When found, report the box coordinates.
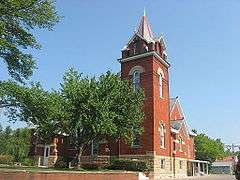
[118,13,171,158]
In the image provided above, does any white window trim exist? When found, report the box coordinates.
[159,123,165,149]
[159,73,163,98]
[157,67,165,78]
[129,65,145,75]
[179,136,183,152]
[157,68,164,99]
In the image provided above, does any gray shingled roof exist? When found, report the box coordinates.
[170,120,183,131]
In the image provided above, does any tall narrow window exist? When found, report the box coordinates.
[160,159,165,169]
[133,42,137,55]
[179,160,183,169]
[160,124,165,148]
[179,137,183,152]
[159,73,163,98]
[132,70,140,91]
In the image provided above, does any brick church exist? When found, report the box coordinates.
[31,13,209,179]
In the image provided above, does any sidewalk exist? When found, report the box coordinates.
[164,175,234,180]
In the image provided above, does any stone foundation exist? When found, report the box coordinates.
[151,155,173,179]
[118,154,189,179]
[34,154,189,179]
[173,157,188,178]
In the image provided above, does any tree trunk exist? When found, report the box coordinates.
[77,146,84,169]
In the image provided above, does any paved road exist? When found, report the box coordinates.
[167,175,236,180]
[201,175,235,180]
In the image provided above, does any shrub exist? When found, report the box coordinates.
[81,163,104,170]
[107,159,150,172]
[0,155,14,165]
[21,158,35,166]
[54,156,69,168]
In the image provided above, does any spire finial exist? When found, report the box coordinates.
[143,7,146,16]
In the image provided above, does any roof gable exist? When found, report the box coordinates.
[125,33,148,48]
[170,97,196,137]
[170,97,184,120]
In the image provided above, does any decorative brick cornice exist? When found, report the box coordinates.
[118,51,170,68]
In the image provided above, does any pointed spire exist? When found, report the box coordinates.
[143,7,146,17]
[136,12,155,42]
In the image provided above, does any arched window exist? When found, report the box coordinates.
[159,73,163,98]
[157,68,164,98]
[160,124,165,148]
[132,70,140,91]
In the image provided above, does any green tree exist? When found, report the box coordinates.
[0,0,60,82]
[61,70,144,166]
[0,126,31,162]
[0,81,64,140]
[0,69,145,167]
[0,125,10,154]
[6,128,31,161]
[195,133,226,163]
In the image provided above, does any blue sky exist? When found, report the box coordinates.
[0,0,240,144]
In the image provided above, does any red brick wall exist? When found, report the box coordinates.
[0,171,141,180]
[187,136,195,160]
[152,56,171,157]
[171,127,195,160]
[169,102,195,160]
[119,53,171,157]
[120,56,155,155]
[170,104,183,120]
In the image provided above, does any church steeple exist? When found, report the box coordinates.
[136,13,155,42]
[119,13,171,165]
[120,13,168,63]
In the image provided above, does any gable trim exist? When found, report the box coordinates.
[170,98,184,119]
